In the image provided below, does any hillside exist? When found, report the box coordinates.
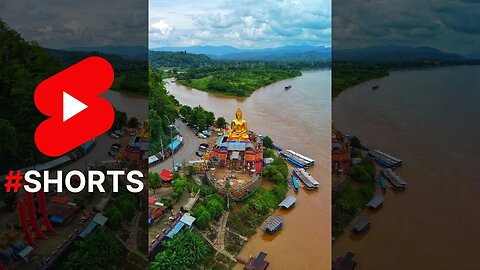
[0,20,62,173]
[151,45,331,61]
[333,45,464,62]
[149,51,212,68]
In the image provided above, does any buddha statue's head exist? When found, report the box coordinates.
[236,107,243,120]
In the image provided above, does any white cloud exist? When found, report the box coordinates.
[149,0,331,49]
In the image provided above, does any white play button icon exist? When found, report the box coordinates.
[63,91,88,122]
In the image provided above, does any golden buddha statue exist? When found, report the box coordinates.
[228,108,249,140]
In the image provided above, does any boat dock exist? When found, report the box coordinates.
[381,168,407,189]
[351,216,371,234]
[278,195,297,209]
[368,149,402,168]
[293,168,319,190]
[280,149,315,168]
[365,195,384,209]
[262,215,284,234]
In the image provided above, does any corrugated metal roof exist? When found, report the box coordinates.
[278,196,297,209]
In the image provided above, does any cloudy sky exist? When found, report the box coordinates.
[0,0,147,49]
[334,0,480,54]
[149,0,331,49]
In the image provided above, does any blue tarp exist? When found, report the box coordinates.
[216,135,225,147]
[49,216,64,224]
[167,139,181,152]
[166,221,186,238]
[79,222,98,239]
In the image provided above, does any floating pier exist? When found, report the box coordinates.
[365,195,384,209]
[278,195,297,209]
[262,215,284,234]
[381,168,407,189]
[293,168,319,190]
[368,149,402,168]
[351,216,371,234]
[280,149,315,168]
[333,252,357,270]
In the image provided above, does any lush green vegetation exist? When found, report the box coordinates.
[332,62,389,97]
[332,136,376,237]
[149,230,209,270]
[0,20,62,174]
[179,105,215,131]
[261,136,274,149]
[191,193,226,229]
[149,68,179,154]
[177,63,301,96]
[62,231,122,270]
[227,150,289,236]
[48,48,148,95]
[104,194,137,229]
[149,51,212,68]
[171,177,188,200]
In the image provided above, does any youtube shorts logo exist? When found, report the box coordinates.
[34,57,115,157]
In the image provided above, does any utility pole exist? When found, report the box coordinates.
[165,116,175,172]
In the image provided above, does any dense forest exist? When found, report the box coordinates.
[149,51,211,68]
[0,20,61,174]
[49,49,148,95]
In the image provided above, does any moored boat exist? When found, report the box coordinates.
[368,149,402,168]
[379,175,386,192]
[381,168,406,189]
[280,149,315,168]
[293,168,319,190]
[292,177,299,192]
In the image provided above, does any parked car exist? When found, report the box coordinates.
[198,145,208,151]
[196,151,205,157]
[200,142,209,148]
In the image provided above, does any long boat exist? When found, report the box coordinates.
[292,177,299,192]
[368,149,402,168]
[293,168,319,190]
[379,175,386,192]
[381,168,407,189]
[280,149,315,168]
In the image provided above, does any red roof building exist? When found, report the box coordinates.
[159,169,173,182]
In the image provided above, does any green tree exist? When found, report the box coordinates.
[215,117,227,129]
[127,117,140,129]
[262,136,274,149]
[350,136,361,149]
[149,230,208,270]
[148,172,161,190]
[62,231,121,270]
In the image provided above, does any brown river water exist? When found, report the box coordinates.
[333,66,480,269]
[165,70,332,269]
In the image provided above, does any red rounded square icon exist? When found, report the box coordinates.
[34,56,115,157]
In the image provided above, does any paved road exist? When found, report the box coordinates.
[150,119,203,173]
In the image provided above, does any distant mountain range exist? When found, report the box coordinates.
[151,45,331,61]
[64,45,147,59]
[334,45,465,62]
[59,44,479,62]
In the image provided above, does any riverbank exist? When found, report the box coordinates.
[332,66,480,269]
[177,67,302,97]
[166,69,331,269]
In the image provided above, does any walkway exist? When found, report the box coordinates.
[194,228,237,263]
